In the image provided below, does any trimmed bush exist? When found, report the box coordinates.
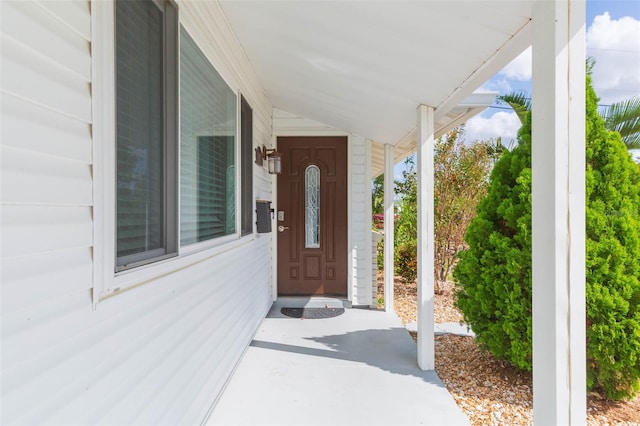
[454,74,640,399]
[453,116,533,370]
[584,76,640,399]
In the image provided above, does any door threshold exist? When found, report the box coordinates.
[273,296,352,309]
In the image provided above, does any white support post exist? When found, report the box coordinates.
[271,135,279,301]
[383,143,395,313]
[532,0,586,424]
[417,104,435,371]
[365,139,373,307]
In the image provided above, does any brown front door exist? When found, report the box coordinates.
[277,136,348,296]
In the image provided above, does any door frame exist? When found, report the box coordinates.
[270,131,354,302]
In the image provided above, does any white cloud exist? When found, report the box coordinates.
[478,77,514,94]
[488,13,640,105]
[587,13,640,104]
[464,111,522,145]
[498,47,532,81]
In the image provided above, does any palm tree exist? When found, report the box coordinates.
[601,96,640,150]
[497,91,531,126]
[498,92,640,150]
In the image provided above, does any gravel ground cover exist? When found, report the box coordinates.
[376,273,640,425]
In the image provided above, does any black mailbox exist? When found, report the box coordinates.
[256,200,272,233]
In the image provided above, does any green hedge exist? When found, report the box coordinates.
[454,74,640,400]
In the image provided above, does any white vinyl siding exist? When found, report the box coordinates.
[1,1,273,424]
[349,135,373,306]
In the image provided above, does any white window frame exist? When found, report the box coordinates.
[92,0,250,307]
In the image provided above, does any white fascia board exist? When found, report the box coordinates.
[435,20,532,122]
[456,91,500,108]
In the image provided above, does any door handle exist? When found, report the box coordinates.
[278,225,289,232]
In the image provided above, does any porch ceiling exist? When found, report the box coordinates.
[220,0,533,146]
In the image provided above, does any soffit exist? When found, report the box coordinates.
[219,0,533,145]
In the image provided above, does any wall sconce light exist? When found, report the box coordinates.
[267,149,283,175]
[255,145,283,175]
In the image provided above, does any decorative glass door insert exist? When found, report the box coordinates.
[305,165,320,248]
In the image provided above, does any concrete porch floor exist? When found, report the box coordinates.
[206,304,470,426]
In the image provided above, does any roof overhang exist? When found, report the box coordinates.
[371,91,497,177]
[219,0,533,159]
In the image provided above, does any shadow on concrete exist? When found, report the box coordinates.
[251,327,445,387]
[210,309,470,425]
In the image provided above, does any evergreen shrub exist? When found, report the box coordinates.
[453,116,534,370]
[453,75,640,399]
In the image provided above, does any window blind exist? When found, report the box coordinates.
[115,0,165,264]
[180,28,237,245]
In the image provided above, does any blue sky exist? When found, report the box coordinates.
[465,0,640,149]
[394,1,640,178]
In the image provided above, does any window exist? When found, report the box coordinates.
[180,28,237,245]
[95,0,253,301]
[240,96,253,236]
[115,0,178,270]
[305,165,320,248]
[110,0,244,279]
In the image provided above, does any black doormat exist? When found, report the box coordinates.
[281,307,345,319]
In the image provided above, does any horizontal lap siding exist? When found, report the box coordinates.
[350,136,372,306]
[1,1,95,424]
[0,0,94,323]
[2,247,272,424]
[1,1,273,424]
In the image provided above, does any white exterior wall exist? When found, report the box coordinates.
[1,1,273,424]
[349,135,373,306]
[273,110,373,306]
